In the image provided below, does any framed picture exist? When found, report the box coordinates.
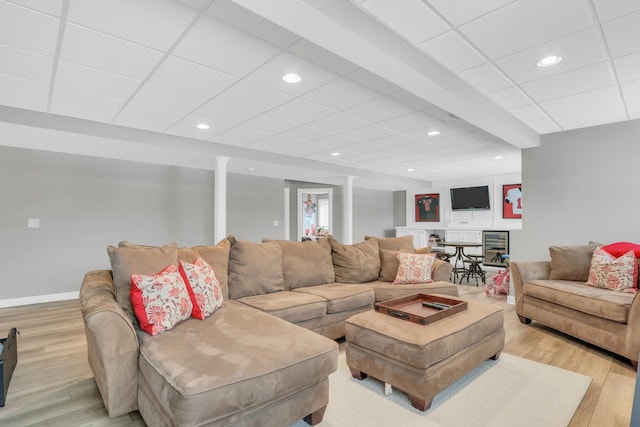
[415,193,440,222]
[503,184,522,219]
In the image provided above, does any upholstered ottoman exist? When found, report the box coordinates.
[345,296,504,410]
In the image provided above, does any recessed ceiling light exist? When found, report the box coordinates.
[407,168,415,172]
[331,152,341,156]
[427,130,440,136]
[247,167,255,171]
[537,55,563,67]
[196,123,210,130]
[282,73,301,83]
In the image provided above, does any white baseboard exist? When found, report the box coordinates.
[0,291,79,308]
[507,295,516,305]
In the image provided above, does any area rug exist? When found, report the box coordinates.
[291,352,591,427]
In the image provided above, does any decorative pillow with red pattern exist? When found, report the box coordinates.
[179,257,224,320]
[130,264,193,335]
[586,248,638,293]
[393,252,436,284]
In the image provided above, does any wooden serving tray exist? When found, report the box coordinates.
[374,294,467,325]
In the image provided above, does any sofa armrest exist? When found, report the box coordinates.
[626,293,640,365]
[510,261,551,315]
[432,258,453,282]
[80,270,139,417]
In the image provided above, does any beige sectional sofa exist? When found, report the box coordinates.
[511,244,640,368]
[80,235,457,426]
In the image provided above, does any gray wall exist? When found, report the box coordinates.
[511,118,640,262]
[393,190,406,228]
[353,187,395,239]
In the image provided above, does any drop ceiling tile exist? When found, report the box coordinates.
[626,99,640,119]
[115,103,185,132]
[61,23,164,80]
[288,39,359,76]
[67,0,196,51]
[56,60,140,101]
[539,86,621,116]
[602,11,640,58]
[192,99,259,125]
[131,82,208,114]
[213,126,270,146]
[360,0,449,45]
[494,28,606,84]
[277,125,333,142]
[0,73,48,111]
[301,78,380,111]
[488,86,532,109]
[0,2,59,56]
[613,52,640,84]
[268,99,336,124]
[552,104,627,130]
[241,114,300,134]
[173,15,280,77]
[419,31,486,73]
[378,112,440,133]
[0,44,52,83]
[520,62,614,102]
[149,56,238,99]
[50,86,123,122]
[459,0,592,59]
[342,124,396,141]
[425,0,514,26]
[369,133,418,149]
[7,0,63,16]
[308,113,370,133]
[346,69,401,95]
[206,0,299,49]
[458,63,512,94]
[344,97,413,122]
[592,0,640,23]
[245,52,338,96]
[621,79,640,101]
[249,134,306,151]
[311,134,361,150]
[508,103,547,123]
[214,80,292,113]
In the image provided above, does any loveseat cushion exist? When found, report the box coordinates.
[293,283,374,313]
[137,300,338,427]
[228,238,284,299]
[365,235,415,252]
[276,239,335,290]
[236,291,327,323]
[107,242,178,317]
[523,279,634,323]
[329,237,380,283]
[177,238,231,300]
[549,244,597,282]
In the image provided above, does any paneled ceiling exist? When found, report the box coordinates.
[0,0,638,189]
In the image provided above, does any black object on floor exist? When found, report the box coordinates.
[0,328,18,407]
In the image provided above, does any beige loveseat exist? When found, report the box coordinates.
[511,244,640,368]
[80,235,456,426]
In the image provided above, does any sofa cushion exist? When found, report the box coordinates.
[130,264,193,336]
[178,258,224,320]
[329,237,380,283]
[293,283,374,313]
[587,248,638,293]
[549,244,597,282]
[392,252,436,284]
[365,235,416,252]
[137,300,338,427]
[177,238,231,300]
[107,242,178,316]
[228,238,284,299]
[367,280,459,302]
[236,291,327,323]
[379,249,410,282]
[276,239,335,290]
[523,279,634,323]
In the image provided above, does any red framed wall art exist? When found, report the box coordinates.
[503,184,522,219]
[415,193,440,222]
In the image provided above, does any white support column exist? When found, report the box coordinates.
[343,175,355,244]
[214,156,229,243]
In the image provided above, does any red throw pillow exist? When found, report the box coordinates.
[130,264,193,335]
[178,257,224,320]
[601,242,640,258]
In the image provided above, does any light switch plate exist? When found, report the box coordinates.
[27,218,40,228]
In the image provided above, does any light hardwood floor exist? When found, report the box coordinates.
[0,284,635,426]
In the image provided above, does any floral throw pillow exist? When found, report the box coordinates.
[179,257,224,320]
[130,264,193,335]
[393,252,436,284]
[586,248,638,293]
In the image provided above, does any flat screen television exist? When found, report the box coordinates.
[450,185,491,210]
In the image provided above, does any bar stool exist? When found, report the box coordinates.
[460,256,486,286]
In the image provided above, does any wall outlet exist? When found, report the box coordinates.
[27,218,40,228]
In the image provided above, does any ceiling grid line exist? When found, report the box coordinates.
[45,0,70,113]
